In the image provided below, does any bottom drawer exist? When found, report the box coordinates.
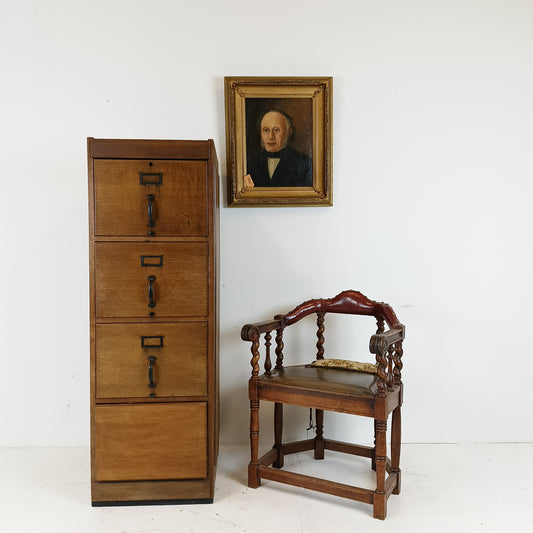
[94,403,207,482]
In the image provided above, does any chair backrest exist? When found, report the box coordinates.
[241,290,404,394]
[282,290,400,329]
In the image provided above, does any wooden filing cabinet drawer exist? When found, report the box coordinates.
[96,322,208,399]
[93,159,208,237]
[94,403,207,482]
[95,242,208,318]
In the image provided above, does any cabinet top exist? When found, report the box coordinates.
[87,138,215,160]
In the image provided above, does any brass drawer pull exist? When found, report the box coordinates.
[148,355,157,396]
[146,194,156,235]
[147,275,156,308]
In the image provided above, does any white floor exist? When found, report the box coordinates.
[0,443,531,533]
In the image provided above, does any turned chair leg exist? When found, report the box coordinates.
[371,419,378,471]
[391,405,401,495]
[314,409,325,460]
[373,419,388,520]
[273,402,284,468]
[248,399,260,488]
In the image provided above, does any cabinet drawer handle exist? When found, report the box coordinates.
[147,275,156,308]
[146,194,156,233]
[148,355,157,393]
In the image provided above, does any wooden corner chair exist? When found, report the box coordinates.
[241,290,405,519]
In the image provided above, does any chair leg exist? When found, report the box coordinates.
[373,419,388,520]
[314,409,324,460]
[273,402,284,468]
[371,419,377,471]
[391,405,401,495]
[248,399,260,488]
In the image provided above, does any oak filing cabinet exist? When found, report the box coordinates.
[87,138,219,505]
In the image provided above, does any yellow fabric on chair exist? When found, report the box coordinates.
[309,359,378,374]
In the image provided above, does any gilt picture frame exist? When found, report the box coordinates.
[224,76,332,207]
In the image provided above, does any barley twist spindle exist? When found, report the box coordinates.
[316,312,325,360]
[393,340,403,385]
[250,331,260,380]
[275,327,284,370]
[387,345,395,390]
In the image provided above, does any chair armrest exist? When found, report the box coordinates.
[241,318,284,341]
[369,325,405,396]
[369,325,405,354]
[241,318,284,379]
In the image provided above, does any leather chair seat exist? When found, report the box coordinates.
[258,365,379,397]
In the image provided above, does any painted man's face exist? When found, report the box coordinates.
[260,112,290,153]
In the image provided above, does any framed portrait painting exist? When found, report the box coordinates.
[224,76,332,207]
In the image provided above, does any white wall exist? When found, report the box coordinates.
[1,0,532,446]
